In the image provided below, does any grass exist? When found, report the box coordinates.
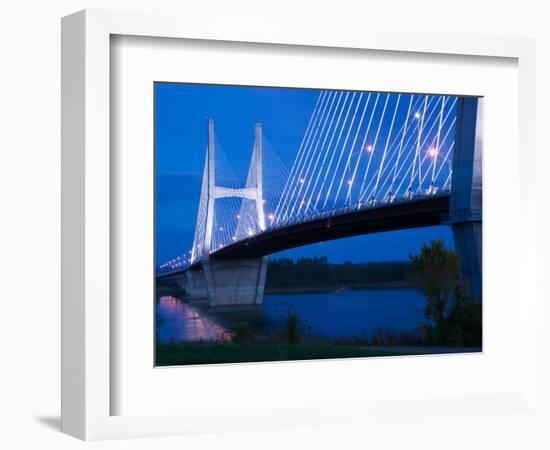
[155,342,408,366]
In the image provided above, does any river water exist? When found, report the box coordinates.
[156,288,426,343]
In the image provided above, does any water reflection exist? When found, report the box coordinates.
[156,296,231,343]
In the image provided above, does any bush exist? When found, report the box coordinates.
[283,311,311,344]
[446,286,482,347]
[231,322,257,344]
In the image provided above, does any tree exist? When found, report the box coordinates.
[407,239,481,347]
[408,239,461,335]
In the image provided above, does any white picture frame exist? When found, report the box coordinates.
[61,9,538,441]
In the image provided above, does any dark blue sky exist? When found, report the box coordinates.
[155,83,453,265]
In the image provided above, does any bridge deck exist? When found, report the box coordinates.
[159,194,450,277]
[211,194,450,260]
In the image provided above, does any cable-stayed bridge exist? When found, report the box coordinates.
[158,91,482,306]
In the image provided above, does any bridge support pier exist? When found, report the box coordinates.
[201,257,268,307]
[184,270,208,299]
[449,96,483,299]
[452,222,482,298]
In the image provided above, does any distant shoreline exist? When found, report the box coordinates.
[264,281,417,295]
[156,279,417,298]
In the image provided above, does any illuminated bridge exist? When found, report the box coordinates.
[158,91,482,306]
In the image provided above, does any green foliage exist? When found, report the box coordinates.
[265,257,409,288]
[155,342,407,366]
[231,322,257,344]
[282,311,311,344]
[446,285,482,347]
[407,239,482,347]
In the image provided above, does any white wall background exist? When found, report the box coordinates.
[0,1,548,448]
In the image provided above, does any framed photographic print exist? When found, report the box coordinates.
[154,83,482,368]
[62,9,538,441]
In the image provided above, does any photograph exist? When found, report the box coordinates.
[154,83,483,366]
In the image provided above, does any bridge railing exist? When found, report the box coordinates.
[265,188,451,231]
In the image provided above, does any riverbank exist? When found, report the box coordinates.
[265,281,416,295]
[155,342,409,366]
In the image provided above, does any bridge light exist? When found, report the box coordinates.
[247,229,254,236]
[299,178,305,184]
[366,144,374,152]
[428,147,438,157]
[236,214,241,219]
[268,213,275,221]
[219,226,224,231]
[414,112,422,119]
[347,179,353,185]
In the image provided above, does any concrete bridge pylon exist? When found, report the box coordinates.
[186,119,267,306]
